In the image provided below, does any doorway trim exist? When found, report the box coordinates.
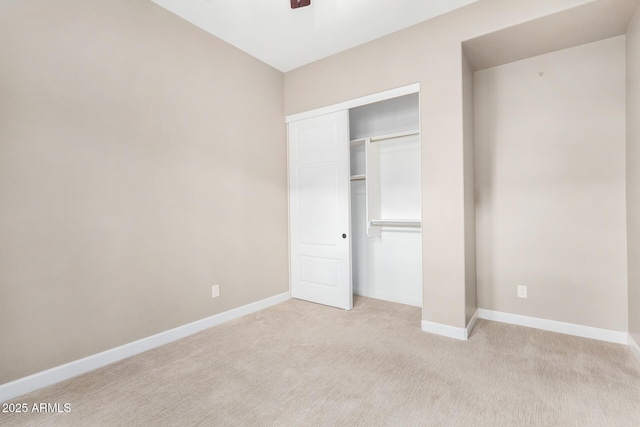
[285,83,420,123]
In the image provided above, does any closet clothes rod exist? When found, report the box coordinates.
[370,219,421,228]
[369,130,420,143]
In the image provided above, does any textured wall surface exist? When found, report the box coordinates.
[627,7,640,344]
[0,0,287,384]
[474,37,627,330]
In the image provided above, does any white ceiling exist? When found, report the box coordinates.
[150,0,478,72]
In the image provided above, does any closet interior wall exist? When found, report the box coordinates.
[349,93,422,307]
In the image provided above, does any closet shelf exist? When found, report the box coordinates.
[350,174,366,181]
[350,138,367,146]
[370,219,421,228]
[369,130,419,143]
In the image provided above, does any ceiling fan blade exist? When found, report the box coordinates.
[290,0,311,9]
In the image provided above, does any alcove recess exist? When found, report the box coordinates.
[460,0,636,325]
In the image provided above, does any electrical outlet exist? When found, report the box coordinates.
[212,284,220,298]
[517,285,527,299]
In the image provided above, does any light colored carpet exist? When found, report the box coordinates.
[1,296,639,426]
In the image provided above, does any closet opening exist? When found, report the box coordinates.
[349,93,422,308]
[287,86,422,311]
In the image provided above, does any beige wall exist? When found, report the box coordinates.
[0,0,287,384]
[284,0,593,328]
[462,51,477,324]
[474,36,628,331]
[628,7,640,343]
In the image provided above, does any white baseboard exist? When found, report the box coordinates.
[421,310,478,341]
[353,288,421,308]
[477,309,628,344]
[0,292,291,403]
[629,334,640,365]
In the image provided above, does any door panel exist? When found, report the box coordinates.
[289,111,352,310]
[298,164,339,246]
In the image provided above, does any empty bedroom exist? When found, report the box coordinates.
[1,0,640,425]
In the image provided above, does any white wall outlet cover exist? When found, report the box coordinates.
[212,285,220,298]
[517,285,527,298]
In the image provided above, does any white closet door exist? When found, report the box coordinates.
[289,111,352,310]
